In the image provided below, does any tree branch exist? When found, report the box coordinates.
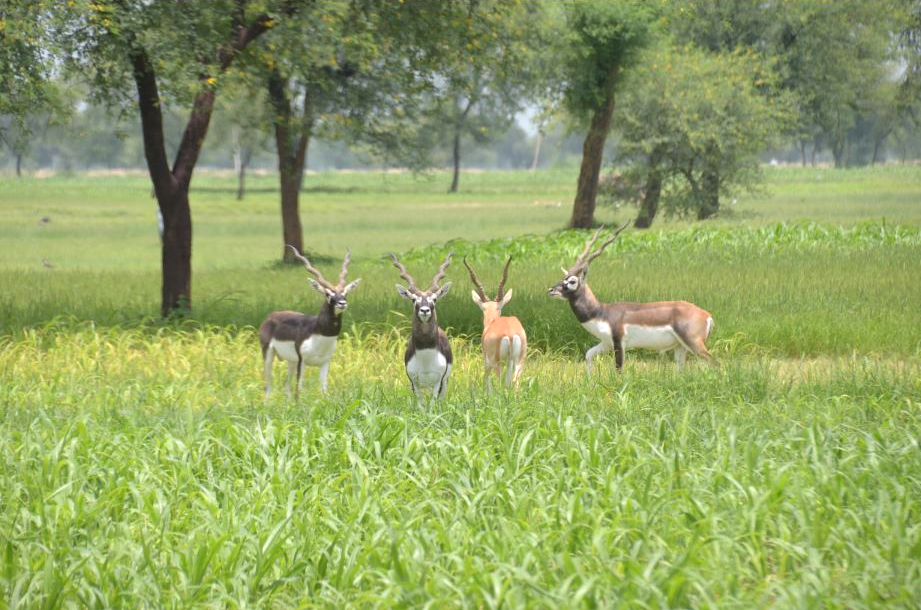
[173,8,280,185]
[128,47,175,197]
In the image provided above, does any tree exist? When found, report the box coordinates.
[896,0,921,130]
[247,0,485,262]
[1,2,66,173]
[60,0,292,316]
[554,1,659,228]
[613,44,789,226]
[209,87,271,200]
[414,0,542,192]
[771,1,897,167]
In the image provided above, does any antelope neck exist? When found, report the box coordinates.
[481,305,502,329]
[411,314,440,349]
[316,300,343,336]
[567,284,604,323]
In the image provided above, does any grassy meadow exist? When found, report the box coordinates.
[2,166,921,607]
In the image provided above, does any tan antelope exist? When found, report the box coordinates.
[463,257,527,389]
[548,224,716,372]
[259,246,361,397]
[390,252,454,401]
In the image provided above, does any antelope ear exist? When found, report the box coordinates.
[434,281,452,300]
[470,290,484,306]
[343,278,362,294]
[395,284,414,301]
[498,288,513,308]
[308,279,329,295]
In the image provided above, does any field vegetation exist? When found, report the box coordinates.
[2,167,921,606]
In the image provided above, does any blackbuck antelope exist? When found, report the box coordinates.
[548,224,716,372]
[259,246,361,397]
[391,252,454,401]
[464,257,527,389]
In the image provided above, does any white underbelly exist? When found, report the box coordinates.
[406,348,449,388]
[581,319,613,343]
[270,335,338,366]
[622,324,680,351]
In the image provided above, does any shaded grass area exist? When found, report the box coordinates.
[2,325,920,607]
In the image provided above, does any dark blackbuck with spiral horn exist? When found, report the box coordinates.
[390,252,454,401]
[259,246,361,397]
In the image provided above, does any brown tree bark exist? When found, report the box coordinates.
[697,148,720,220]
[448,98,473,194]
[569,71,618,229]
[269,71,313,263]
[449,128,462,193]
[127,12,274,316]
[633,169,662,229]
[529,130,543,171]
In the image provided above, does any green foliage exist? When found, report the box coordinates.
[404,0,548,181]
[2,168,921,357]
[0,1,68,147]
[1,167,921,604]
[58,0,287,106]
[558,0,660,122]
[612,42,792,221]
[403,220,921,264]
[1,326,920,605]
[768,0,899,165]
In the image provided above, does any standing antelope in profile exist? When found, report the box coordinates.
[390,252,454,401]
[463,257,527,389]
[259,246,361,398]
[548,224,716,372]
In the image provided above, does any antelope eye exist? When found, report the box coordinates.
[565,276,579,289]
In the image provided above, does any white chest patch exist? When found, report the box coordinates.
[581,319,613,344]
[622,324,679,351]
[406,348,449,388]
[270,335,338,366]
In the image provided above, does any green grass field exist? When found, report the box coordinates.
[2,167,921,607]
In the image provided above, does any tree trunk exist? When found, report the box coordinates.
[832,142,845,168]
[449,127,461,193]
[15,154,22,177]
[125,12,273,316]
[634,153,663,229]
[159,187,193,316]
[569,81,618,228]
[232,125,245,200]
[529,130,543,171]
[448,98,473,194]
[237,159,247,200]
[799,140,807,167]
[280,170,304,260]
[697,156,720,220]
[269,71,313,263]
[872,127,892,166]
